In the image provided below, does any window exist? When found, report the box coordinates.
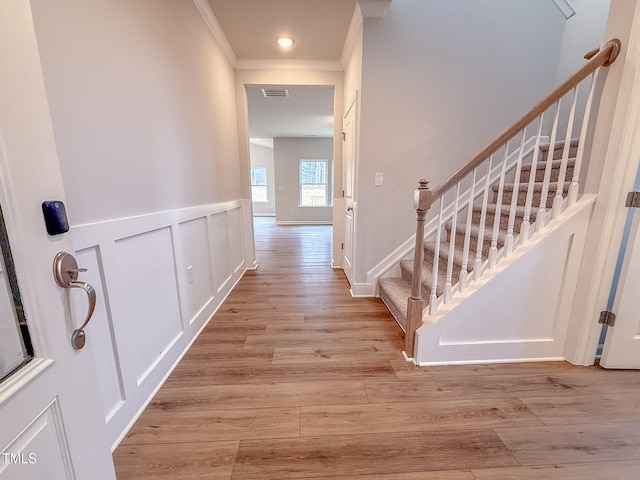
[250,167,268,202]
[299,160,329,206]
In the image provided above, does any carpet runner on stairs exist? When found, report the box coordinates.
[378,139,577,332]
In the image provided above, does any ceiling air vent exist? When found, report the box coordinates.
[261,88,289,98]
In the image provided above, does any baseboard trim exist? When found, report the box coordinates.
[416,356,566,367]
[350,282,376,297]
[276,220,333,226]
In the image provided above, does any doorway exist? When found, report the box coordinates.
[245,84,337,265]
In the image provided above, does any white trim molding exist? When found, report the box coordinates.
[276,220,333,226]
[552,0,576,19]
[341,3,364,67]
[192,0,237,66]
[70,200,253,450]
[235,59,343,71]
[358,0,392,18]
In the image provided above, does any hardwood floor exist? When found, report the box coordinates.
[113,217,640,479]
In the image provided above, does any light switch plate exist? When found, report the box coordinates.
[374,173,384,186]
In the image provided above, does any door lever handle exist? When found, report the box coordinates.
[53,251,97,350]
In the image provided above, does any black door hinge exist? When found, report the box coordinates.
[625,191,640,208]
[599,310,616,327]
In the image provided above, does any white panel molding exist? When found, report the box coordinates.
[552,0,577,19]
[192,0,237,66]
[70,199,253,450]
[350,282,376,297]
[235,59,343,71]
[0,399,73,478]
[414,195,596,366]
[358,0,392,18]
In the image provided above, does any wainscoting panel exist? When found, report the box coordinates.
[228,207,245,274]
[177,216,214,325]
[70,200,252,450]
[114,226,182,386]
[415,197,596,366]
[74,246,125,423]
[209,211,231,293]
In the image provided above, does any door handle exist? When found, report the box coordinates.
[53,252,97,350]
[347,206,354,212]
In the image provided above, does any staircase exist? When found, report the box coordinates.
[378,139,578,332]
[369,39,621,364]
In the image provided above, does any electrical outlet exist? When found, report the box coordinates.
[186,265,194,284]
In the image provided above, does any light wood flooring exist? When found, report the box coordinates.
[113,217,640,479]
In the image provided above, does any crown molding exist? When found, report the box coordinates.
[341,2,364,67]
[234,59,343,71]
[358,0,392,18]
[192,0,237,66]
[552,0,576,19]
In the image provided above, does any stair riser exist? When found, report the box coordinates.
[400,258,463,301]
[539,144,578,161]
[470,209,535,235]
[423,242,477,276]
[496,187,569,208]
[520,164,574,183]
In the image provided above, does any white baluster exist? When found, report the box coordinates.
[460,169,477,291]
[474,155,493,281]
[522,115,544,243]
[444,183,460,303]
[570,70,599,206]
[430,195,444,315]
[537,100,561,232]
[489,143,509,268]
[505,131,526,256]
[553,87,578,219]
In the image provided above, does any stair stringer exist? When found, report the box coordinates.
[413,195,596,366]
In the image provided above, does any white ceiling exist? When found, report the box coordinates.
[206,0,356,141]
[246,85,335,139]
[206,0,357,61]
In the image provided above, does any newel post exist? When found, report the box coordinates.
[405,179,432,360]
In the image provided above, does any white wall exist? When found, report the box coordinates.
[556,0,611,83]
[249,142,276,216]
[273,138,334,224]
[30,0,251,450]
[31,0,242,225]
[353,0,571,284]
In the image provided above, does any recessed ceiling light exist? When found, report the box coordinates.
[276,36,294,48]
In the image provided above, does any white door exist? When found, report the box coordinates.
[0,2,115,479]
[342,95,357,284]
[600,195,640,368]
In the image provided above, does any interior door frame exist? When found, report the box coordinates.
[342,92,358,287]
[566,0,640,365]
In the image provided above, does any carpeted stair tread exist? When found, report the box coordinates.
[378,277,412,329]
[520,158,575,183]
[424,239,476,273]
[400,258,450,299]
[538,138,579,160]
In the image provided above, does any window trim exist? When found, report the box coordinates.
[250,166,269,203]
[299,159,331,207]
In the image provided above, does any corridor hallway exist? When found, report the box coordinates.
[113,218,640,479]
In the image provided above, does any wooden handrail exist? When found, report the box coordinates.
[430,38,621,201]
